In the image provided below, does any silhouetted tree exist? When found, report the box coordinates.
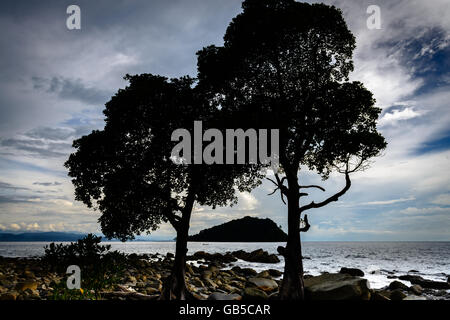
[65,74,262,300]
[197,0,387,300]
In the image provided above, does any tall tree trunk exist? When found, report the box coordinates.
[279,166,304,300]
[161,190,196,300]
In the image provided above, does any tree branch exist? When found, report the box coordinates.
[266,174,288,205]
[299,171,351,212]
[165,212,181,231]
[299,185,326,192]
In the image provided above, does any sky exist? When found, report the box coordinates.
[0,0,449,241]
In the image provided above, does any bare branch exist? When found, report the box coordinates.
[299,171,351,212]
[299,185,326,192]
[267,177,279,188]
[299,192,309,197]
[266,174,288,205]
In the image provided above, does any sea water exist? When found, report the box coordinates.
[1,241,448,289]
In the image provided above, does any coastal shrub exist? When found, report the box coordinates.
[43,234,127,299]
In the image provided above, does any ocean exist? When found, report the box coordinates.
[1,241,448,289]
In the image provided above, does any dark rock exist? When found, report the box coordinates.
[248,277,278,292]
[339,267,364,277]
[304,273,371,300]
[399,275,450,290]
[409,285,423,296]
[390,289,407,301]
[242,287,269,300]
[189,251,237,264]
[231,266,257,277]
[267,269,282,278]
[408,270,419,273]
[388,281,409,291]
[15,281,38,292]
[371,291,390,301]
[0,292,18,300]
[208,292,241,300]
[232,249,280,263]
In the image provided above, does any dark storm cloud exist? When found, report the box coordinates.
[31,76,111,106]
[0,0,243,136]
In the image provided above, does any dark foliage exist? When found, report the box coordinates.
[197,0,387,300]
[43,234,127,297]
[64,74,263,299]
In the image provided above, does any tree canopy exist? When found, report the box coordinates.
[197,0,387,299]
[65,74,262,241]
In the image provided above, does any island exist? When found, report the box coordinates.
[188,216,287,242]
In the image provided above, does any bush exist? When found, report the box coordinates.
[43,234,127,299]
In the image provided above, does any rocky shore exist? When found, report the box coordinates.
[0,249,449,301]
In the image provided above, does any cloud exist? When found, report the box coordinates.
[379,108,421,126]
[9,223,21,231]
[1,0,450,240]
[0,181,29,191]
[33,181,62,186]
[431,193,450,206]
[397,206,450,215]
[25,127,76,141]
[364,196,416,206]
[31,76,111,106]
[0,136,70,158]
[237,192,259,211]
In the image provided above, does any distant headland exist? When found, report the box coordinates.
[188,216,287,242]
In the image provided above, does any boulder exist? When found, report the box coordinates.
[185,264,194,275]
[339,267,364,277]
[256,271,271,279]
[248,277,278,292]
[267,269,282,278]
[166,253,174,259]
[231,266,257,277]
[304,273,371,300]
[390,289,407,301]
[232,249,280,263]
[242,287,269,300]
[191,278,205,288]
[399,275,450,290]
[189,251,236,264]
[145,287,160,295]
[388,281,409,291]
[371,291,390,301]
[15,281,38,292]
[208,292,242,300]
[23,270,35,278]
[0,292,18,300]
[409,284,423,296]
